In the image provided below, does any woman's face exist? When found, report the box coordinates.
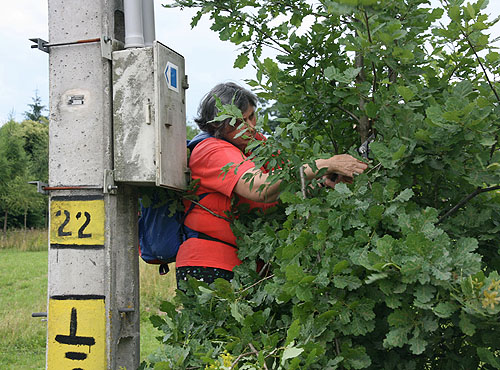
[224,105,257,151]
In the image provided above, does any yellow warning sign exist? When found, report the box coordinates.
[50,196,105,247]
[47,296,106,369]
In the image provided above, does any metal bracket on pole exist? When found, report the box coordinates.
[29,38,49,53]
[28,181,49,195]
[30,36,114,59]
[104,169,118,194]
[32,312,48,318]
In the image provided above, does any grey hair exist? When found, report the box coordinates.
[194,82,257,138]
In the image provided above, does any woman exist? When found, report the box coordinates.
[175,82,368,286]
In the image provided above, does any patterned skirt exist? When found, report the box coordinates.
[176,266,234,289]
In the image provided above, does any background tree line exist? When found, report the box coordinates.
[0,92,49,232]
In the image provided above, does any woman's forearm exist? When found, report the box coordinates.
[234,155,368,203]
[234,167,281,203]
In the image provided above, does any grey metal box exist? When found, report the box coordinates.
[112,41,187,190]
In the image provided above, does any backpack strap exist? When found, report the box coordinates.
[181,193,237,248]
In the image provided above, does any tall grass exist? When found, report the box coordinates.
[139,261,177,360]
[0,248,48,369]
[0,229,47,252]
[0,229,177,368]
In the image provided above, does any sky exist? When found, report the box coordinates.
[0,1,254,125]
[0,1,499,125]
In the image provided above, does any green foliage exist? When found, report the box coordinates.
[23,90,48,123]
[187,123,200,140]
[0,119,48,229]
[147,0,500,368]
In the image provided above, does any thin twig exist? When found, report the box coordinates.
[240,274,275,294]
[489,134,498,161]
[438,185,500,224]
[230,351,254,369]
[337,106,361,123]
[249,343,269,370]
[365,162,382,175]
[335,338,341,355]
[461,29,500,103]
[187,198,231,221]
[440,0,500,103]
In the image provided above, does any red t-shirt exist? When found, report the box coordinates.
[176,137,274,271]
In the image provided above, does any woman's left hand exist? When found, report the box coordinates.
[322,174,353,188]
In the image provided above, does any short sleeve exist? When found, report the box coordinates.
[189,138,256,197]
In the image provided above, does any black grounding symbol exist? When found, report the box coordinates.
[55,307,95,363]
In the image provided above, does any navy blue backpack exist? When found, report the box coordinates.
[138,132,220,275]
[138,194,206,274]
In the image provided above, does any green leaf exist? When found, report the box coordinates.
[333,275,362,290]
[393,188,414,202]
[325,66,361,83]
[365,272,388,284]
[344,67,362,81]
[280,191,301,204]
[391,144,407,160]
[486,51,500,63]
[286,319,301,346]
[365,101,378,118]
[149,315,166,328]
[334,183,353,196]
[448,5,461,22]
[409,336,427,355]
[433,302,457,318]
[421,315,439,332]
[425,105,444,124]
[479,137,497,146]
[384,327,409,348]
[282,346,304,363]
[457,237,479,253]
[477,347,500,369]
[466,3,475,18]
[230,301,244,323]
[342,345,372,369]
[234,52,250,69]
[459,312,476,336]
[414,285,435,304]
[396,86,415,101]
[286,263,305,283]
[333,260,350,274]
[452,80,474,100]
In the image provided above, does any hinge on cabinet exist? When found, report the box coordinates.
[182,75,189,90]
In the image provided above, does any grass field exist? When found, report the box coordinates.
[0,230,176,369]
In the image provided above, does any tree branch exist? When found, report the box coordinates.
[230,351,255,369]
[355,50,371,142]
[438,185,500,224]
[363,9,378,97]
[299,166,307,198]
[440,0,500,103]
[460,29,500,103]
[249,343,269,370]
[337,105,360,124]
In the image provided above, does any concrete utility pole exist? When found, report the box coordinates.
[43,1,187,368]
[45,1,138,368]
